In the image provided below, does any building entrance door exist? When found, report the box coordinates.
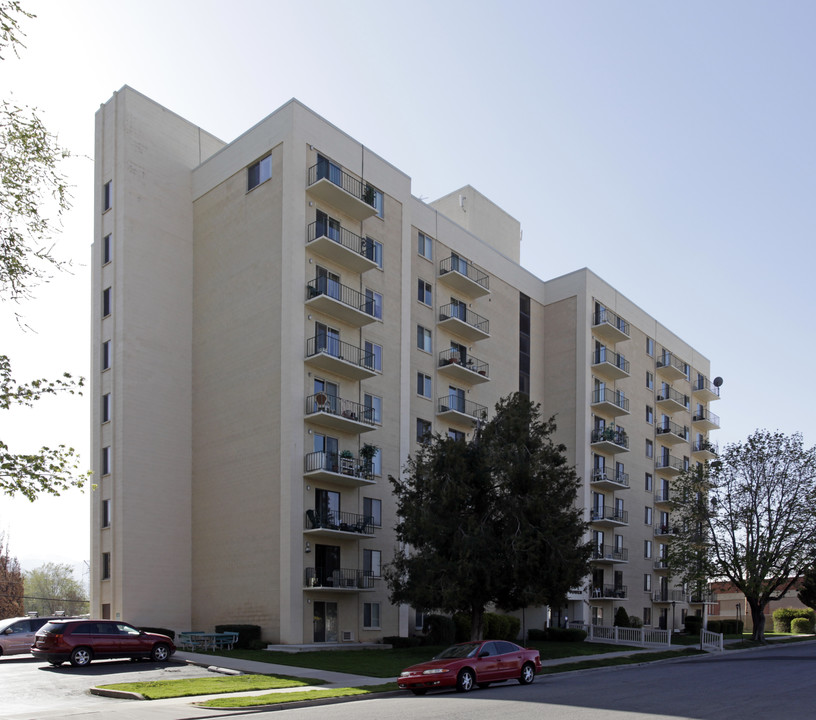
[313,601,338,643]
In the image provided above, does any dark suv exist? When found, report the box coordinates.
[32,619,175,667]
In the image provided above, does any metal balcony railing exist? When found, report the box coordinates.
[439,255,489,290]
[307,163,376,210]
[307,220,370,258]
[655,419,689,440]
[652,589,687,603]
[305,508,375,534]
[694,375,721,397]
[437,396,488,420]
[656,351,688,376]
[590,584,628,599]
[590,507,629,524]
[305,393,376,426]
[693,408,720,426]
[303,450,374,482]
[593,307,630,337]
[655,454,684,472]
[439,303,489,335]
[592,387,630,412]
[592,545,628,562]
[306,336,375,369]
[656,386,690,409]
[591,427,630,449]
[438,348,489,377]
[304,567,374,589]
[306,278,377,316]
[591,469,630,487]
[592,347,630,374]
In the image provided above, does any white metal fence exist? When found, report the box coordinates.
[700,628,724,652]
[585,624,672,647]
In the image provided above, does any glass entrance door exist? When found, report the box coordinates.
[313,601,338,643]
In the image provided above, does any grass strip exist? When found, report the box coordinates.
[198,683,399,709]
[539,647,704,673]
[97,673,324,700]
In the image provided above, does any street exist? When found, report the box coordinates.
[2,641,815,720]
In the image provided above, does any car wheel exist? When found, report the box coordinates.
[410,689,427,696]
[70,647,92,667]
[519,662,536,685]
[478,682,491,689]
[456,668,475,693]
[151,643,171,662]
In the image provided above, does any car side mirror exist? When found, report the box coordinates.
[479,650,489,658]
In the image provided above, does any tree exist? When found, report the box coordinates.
[797,563,816,611]
[0,532,24,617]
[668,430,816,643]
[0,1,87,500]
[385,393,591,640]
[23,561,88,616]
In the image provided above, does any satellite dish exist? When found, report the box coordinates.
[713,377,723,387]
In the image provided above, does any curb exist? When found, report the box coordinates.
[89,687,146,700]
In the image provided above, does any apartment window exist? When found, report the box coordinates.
[364,341,382,372]
[365,289,383,319]
[417,325,432,353]
[417,373,432,398]
[364,549,382,577]
[247,155,272,190]
[646,371,654,390]
[644,574,652,591]
[102,393,111,423]
[102,552,111,580]
[418,231,432,260]
[416,418,432,442]
[519,293,531,396]
[645,473,653,491]
[645,439,653,458]
[102,234,112,264]
[368,186,384,218]
[418,279,432,306]
[645,506,653,525]
[101,445,111,475]
[102,181,112,212]
[448,428,465,442]
[102,287,112,317]
[363,497,382,527]
[643,607,652,626]
[364,394,382,424]
[101,499,111,528]
[645,405,653,424]
[363,602,381,629]
[101,340,111,371]
[646,337,654,356]
[644,540,652,558]
[415,609,426,631]
[365,237,383,268]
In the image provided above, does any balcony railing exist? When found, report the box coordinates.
[304,567,374,590]
[655,419,689,442]
[656,351,688,379]
[652,589,687,603]
[592,307,630,340]
[693,375,721,400]
[307,162,376,207]
[654,524,679,537]
[692,440,718,458]
[303,450,374,483]
[438,303,489,339]
[592,387,630,414]
[306,278,379,323]
[591,545,628,562]
[591,427,629,450]
[591,347,630,377]
[437,396,488,422]
[306,336,375,370]
[590,584,628,599]
[305,393,375,428]
[692,408,720,429]
[656,386,690,412]
[591,469,630,488]
[590,507,629,524]
[305,508,375,535]
[654,490,672,504]
[438,348,489,379]
[438,255,490,295]
[654,559,670,571]
[655,454,684,474]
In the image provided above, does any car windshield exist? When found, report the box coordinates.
[0,618,19,632]
[434,642,482,659]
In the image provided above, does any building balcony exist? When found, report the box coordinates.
[304,567,374,591]
[590,584,628,600]
[438,255,490,298]
[437,396,488,425]
[590,507,629,527]
[306,221,379,274]
[688,592,716,604]
[305,336,377,381]
[438,303,489,342]
[591,388,630,417]
[303,450,375,488]
[653,559,671,573]
[655,351,688,381]
[306,163,377,222]
[591,347,630,381]
[590,468,630,491]
[655,454,684,476]
[304,508,376,539]
[693,376,721,402]
[654,524,679,538]
[305,393,376,434]
[591,545,629,564]
[655,419,689,445]
[652,589,687,604]
[590,427,630,454]
[438,349,490,385]
[692,440,718,461]
[654,490,674,508]
[592,307,630,344]
[655,386,690,414]
[692,408,720,431]
[306,278,379,328]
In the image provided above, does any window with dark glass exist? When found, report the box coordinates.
[247,155,272,190]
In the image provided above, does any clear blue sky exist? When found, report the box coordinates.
[2,0,814,571]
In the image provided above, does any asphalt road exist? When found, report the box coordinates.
[3,640,815,720]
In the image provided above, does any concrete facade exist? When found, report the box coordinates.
[91,87,721,642]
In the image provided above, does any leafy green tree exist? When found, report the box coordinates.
[385,393,591,640]
[797,563,816,611]
[0,532,23,617]
[23,562,88,616]
[668,430,816,643]
[0,1,87,500]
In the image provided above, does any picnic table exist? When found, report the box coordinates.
[178,631,238,651]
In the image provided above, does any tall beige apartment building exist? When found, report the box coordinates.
[91,87,720,643]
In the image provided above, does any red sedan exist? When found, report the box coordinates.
[398,640,541,694]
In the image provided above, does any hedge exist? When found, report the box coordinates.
[684,616,703,634]
[424,614,456,645]
[772,608,815,633]
[791,617,813,634]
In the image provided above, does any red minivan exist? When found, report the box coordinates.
[32,619,175,667]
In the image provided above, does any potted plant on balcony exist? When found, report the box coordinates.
[358,443,378,478]
[339,449,354,475]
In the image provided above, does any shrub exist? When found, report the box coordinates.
[453,613,470,642]
[505,615,521,641]
[424,614,456,645]
[214,624,261,649]
[383,635,422,648]
[527,628,547,641]
[628,615,643,628]
[139,626,175,640]
[773,607,815,633]
[545,627,587,642]
[791,617,812,634]
[684,616,703,635]
[613,607,630,628]
[483,612,519,641]
[707,620,720,633]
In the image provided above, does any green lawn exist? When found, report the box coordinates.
[198,684,399,709]
[196,641,640,678]
[96,673,325,700]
